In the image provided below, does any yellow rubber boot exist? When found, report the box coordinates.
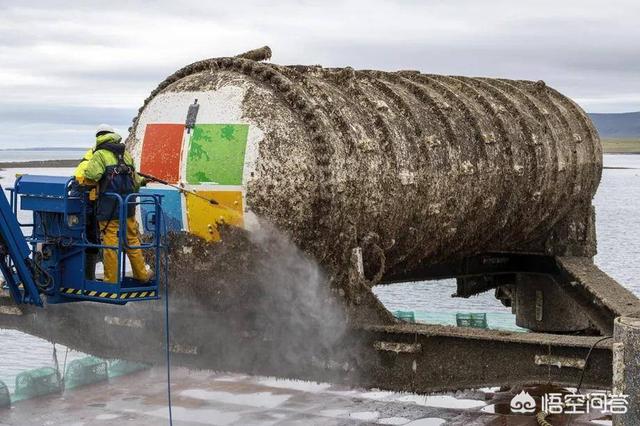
[126,217,149,282]
[99,220,120,284]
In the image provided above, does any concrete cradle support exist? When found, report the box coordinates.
[613,316,640,426]
[0,296,616,392]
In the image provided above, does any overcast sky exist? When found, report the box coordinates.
[1,0,638,148]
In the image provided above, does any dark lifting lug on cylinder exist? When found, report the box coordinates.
[185,99,199,134]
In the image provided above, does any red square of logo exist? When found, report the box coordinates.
[140,124,184,183]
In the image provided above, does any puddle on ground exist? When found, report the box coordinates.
[397,394,486,409]
[146,406,241,426]
[348,411,380,421]
[180,388,291,409]
[378,417,411,425]
[94,413,120,420]
[404,419,445,426]
[319,408,350,417]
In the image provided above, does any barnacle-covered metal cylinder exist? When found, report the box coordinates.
[127,56,602,279]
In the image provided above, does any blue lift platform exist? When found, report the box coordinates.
[0,175,166,307]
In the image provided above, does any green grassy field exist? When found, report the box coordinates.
[602,138,640,154]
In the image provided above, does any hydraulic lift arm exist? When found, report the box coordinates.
[0,184,43,306]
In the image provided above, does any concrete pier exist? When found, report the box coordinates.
[613,316,640,426]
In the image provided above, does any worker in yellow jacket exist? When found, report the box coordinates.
[83,124,149,284]
[73,147,100,280]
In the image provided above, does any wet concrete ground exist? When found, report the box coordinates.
[0,369,612,426]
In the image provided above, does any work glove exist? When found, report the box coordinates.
[72,180,91,193]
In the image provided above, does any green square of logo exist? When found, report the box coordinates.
[186,124,249,185]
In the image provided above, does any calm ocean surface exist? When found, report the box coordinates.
[0,148,84,162]
[0,152,639,392]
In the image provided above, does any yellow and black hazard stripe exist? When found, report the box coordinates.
[60,288,157,300]
[117,290,157,300]
[61,287,84,296]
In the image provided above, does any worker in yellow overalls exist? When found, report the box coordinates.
[83,124,149,284]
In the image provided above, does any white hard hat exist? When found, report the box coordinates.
[95,123,115,135]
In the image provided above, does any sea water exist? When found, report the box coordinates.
[0,148,85,163]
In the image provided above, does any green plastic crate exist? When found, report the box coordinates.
[456,312,488,329]
[393,310,416,323]
[107,359,151,378]
[14,367,62,400]
[0,380,10,408]
[64,356,108,389]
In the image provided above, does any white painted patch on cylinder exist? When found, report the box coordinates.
[135,88,246,138]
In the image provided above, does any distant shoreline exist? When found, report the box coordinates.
[602,138,640,154]
[0,148,85,152]
[602,152,640,155]
[0,159,77,168]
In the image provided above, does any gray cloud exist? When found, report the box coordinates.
[0,0,638,148]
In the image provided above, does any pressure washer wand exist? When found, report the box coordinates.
[138,172,219,205]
